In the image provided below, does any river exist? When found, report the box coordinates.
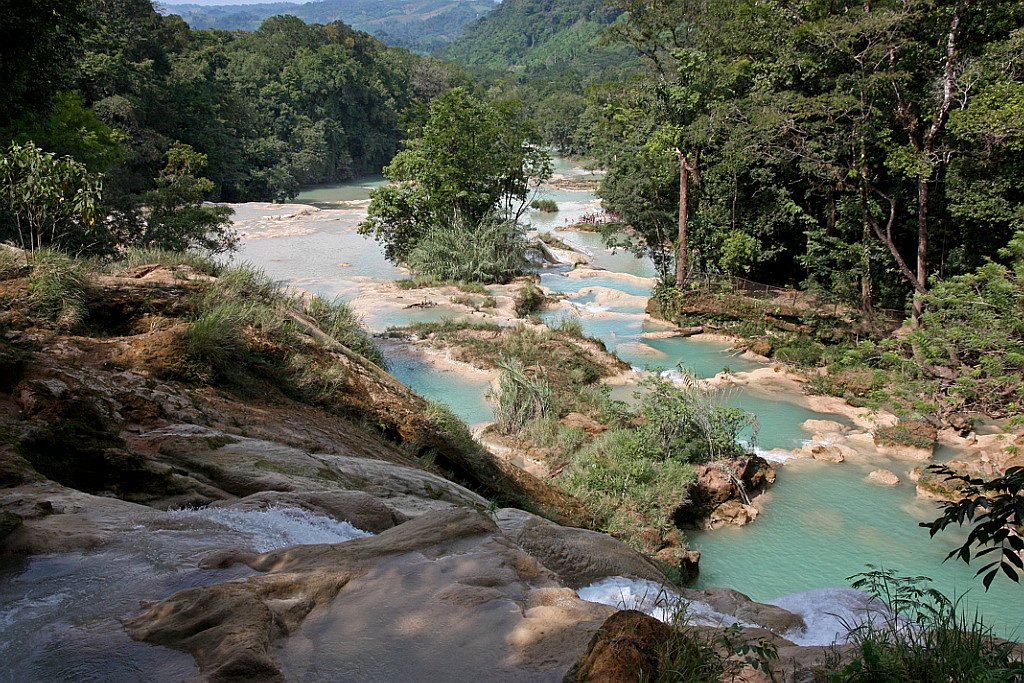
[231,159,1024,639]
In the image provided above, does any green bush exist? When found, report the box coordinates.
[489,357,554,434]
[406,213,526,284]
[531,198,559,212]
[561,427,696,551]
[633,370,757,463]
[514,281,545,317]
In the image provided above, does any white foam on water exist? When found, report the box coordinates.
[750,445,796,463]
[165,506,372,553]
[767,587,890,646]
[568,300,610,314]
[576,577,753,628]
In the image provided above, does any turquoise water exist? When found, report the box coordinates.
[234,160,1023,638]
[384,349,494,426]
[540,272,653,298]
[690,456,1024,639]
[295,176,386,203]
[234,226,403,299]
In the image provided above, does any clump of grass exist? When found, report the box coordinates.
[531,199,559,213]
[183,300,249,378]
[560,427,696,553]
[823,568,1024,682]
[634,370,758,463]
[304,295,386,368]
[481,296,497,308]
[406,214,526,284]
[538,231,573,251]
[553,314,584,338]
[210,263,288,307]
[490,357,554,434]
[0,246,28,280]
[456,282,488,294]
[26,249,90,330]
[520,416,587,465]
[395,318,502,336]
[395,274,442,290]
[514,281,545,317]
[114,248,222,277]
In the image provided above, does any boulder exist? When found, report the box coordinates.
[800,441,851,463]
[705,500,759,529]
[563,610,672,683]
[674,456,775,529]
[494,507,667,588]
[873,420,937,460]
[801,419,847,434]
[654,546,701,583]
[682,587,806,635]
[560,412,607,435]
[212,490,405,533]
[867,469,900,487]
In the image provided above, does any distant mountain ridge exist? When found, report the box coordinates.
[161,0,497,52]
[440,0,633,75]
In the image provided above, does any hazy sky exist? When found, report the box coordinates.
[160,0,299,5]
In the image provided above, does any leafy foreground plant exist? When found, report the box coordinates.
[824,568,1023,682]
[922,464,1024,588]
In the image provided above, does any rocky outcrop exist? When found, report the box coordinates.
[127,508,616,681]
[495,508,667,588]
[564,607,822,683]
[800,439,856,463]
[867,469,901,486]
[873,420,937,460]
[674,456,775,530]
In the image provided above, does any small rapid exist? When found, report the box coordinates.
[575,577,889,646]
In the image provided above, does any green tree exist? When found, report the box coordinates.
[139,142,235,253]
[0,142,103,252]
[359,87,551,264]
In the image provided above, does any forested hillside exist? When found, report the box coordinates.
[1,0,459,254]
[590,0,1024,316]
[441,0,629,75]
[163,0,496,52]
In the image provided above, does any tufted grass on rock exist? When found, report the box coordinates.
[560,427,696,554]
[490,357,554,435]
[514,281,545,317]
[406,214,526,284]
[304,295,386,369]
[26,249,90,331]
[114,248,223,277]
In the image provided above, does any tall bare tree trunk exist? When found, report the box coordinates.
[674,149,695,287]
[913,177,929,326]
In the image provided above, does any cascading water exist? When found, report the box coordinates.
[0,506,372,681]
[225,158,1022,638]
